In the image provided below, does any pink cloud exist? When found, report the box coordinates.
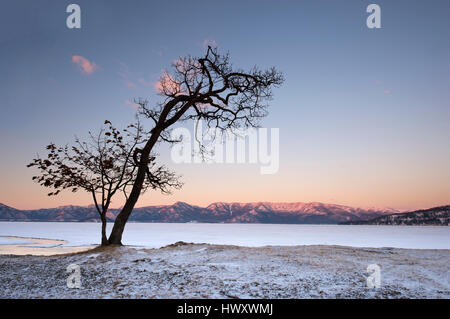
[384,89,391,94]
[71,55,98,74]
[153,72,182,95]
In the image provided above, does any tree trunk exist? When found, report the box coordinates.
[108,132,160,245]
[107,108,183,244]
[101,215,108,246]
[107,164,146,245]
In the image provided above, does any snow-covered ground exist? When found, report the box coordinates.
[1,222,449,249]
[1,223,448,298]
[0,243,448,298]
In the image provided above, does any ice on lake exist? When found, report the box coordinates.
[0,237,34,245]
[0,222,449,249]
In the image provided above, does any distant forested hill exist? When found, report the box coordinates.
[340,206,449,226]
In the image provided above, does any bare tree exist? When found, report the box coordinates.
[107,47,284,245]
[27,120,181,245]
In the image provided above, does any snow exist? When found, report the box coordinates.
[0,244,448,298]
[0,222,448,298]
[0,222,449,249]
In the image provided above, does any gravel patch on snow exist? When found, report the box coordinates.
[0,242,448,298]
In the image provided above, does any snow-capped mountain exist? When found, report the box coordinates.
[0,201,400,224]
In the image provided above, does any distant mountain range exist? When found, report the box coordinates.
[0,201,400,224]
[340,205,450,226]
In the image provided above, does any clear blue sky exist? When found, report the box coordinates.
[1,0,449,210]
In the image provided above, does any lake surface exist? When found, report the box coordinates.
[0,222,449,249]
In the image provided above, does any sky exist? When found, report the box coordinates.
[0,0,449,211]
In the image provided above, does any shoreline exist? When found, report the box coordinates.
[1,235,450,257]
[1,223,449,250]
[0,236,94,256]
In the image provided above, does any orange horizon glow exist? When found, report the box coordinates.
[2,162,449,212]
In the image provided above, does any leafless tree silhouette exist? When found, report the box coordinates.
[107,47,284,244]
[27,120,181,245]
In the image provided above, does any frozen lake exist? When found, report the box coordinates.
[0,222,449,249]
